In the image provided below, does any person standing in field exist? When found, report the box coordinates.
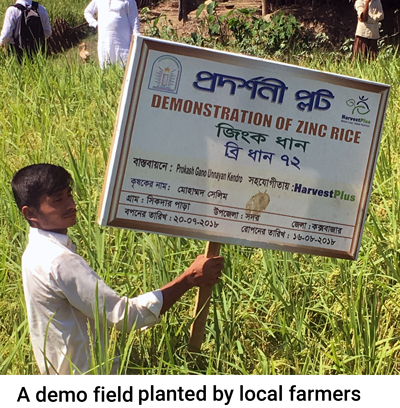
[0,0,51,57]
[353,0,384,60]
[84,0,140,68]
[11,163,224,374]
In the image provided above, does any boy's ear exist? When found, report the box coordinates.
[21,206,39,224]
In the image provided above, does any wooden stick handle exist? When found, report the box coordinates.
[188,241,221,351]
[72,22,88,31]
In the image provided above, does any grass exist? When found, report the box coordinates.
[0,7,400,374]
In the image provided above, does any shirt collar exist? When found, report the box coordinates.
[29,227,76,252]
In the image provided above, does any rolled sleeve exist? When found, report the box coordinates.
[127,0,140,36]
[355,1,363,16]
[134,290,163,330]
[84,0,98,29]
[0,7,17,46]
[38,5,51,38]
[53,253,163,332]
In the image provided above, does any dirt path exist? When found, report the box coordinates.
[77,0,262,62]
[75,0,397,62]
[142,0,358,47]
[78,0,356,63]
[145,0,399,46]
[141,0,262,38]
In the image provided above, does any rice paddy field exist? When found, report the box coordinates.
[0,1,400,375]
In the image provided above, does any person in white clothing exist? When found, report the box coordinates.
[0,0,52,53]
[11,163,224,374]
[84,0,140,68]
[353,0,384,59]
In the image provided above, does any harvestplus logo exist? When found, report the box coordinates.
[346,96,370,115]
[341,95,371,127]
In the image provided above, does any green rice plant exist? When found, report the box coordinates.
[0,37,400,375]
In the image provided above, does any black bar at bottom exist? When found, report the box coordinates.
[138,385,360,406]
[18,386,137,406]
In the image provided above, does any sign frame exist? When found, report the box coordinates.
[98,36,390,260]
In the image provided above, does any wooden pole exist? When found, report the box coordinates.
[188,241,221,352]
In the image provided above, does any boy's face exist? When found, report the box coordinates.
[22,187,77,234]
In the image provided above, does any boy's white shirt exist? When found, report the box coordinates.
[22,227,163,375]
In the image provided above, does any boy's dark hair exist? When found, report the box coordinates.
[11,164,72,210]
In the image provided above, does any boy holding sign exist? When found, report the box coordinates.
[11,163,224,375]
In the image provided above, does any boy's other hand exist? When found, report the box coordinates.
[185,255,224,288]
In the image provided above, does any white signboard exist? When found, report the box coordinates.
[99,36,389,260]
